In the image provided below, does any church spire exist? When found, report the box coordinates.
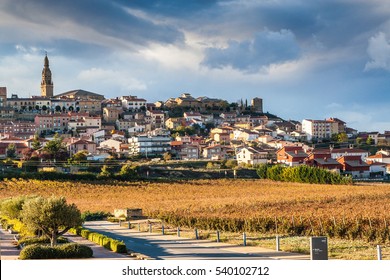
[44,52,49,67]
[41,53,53,97]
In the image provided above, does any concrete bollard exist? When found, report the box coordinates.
[149,224,152,233]
[128,221,131,229]
[276,235,280,251]
[243,232,247,246]
[162,224,165,235]
[177,227,181,237]
[216,231,220,243]
[119,220,122,227]
[195,228,199,240]
[377,245,382,260]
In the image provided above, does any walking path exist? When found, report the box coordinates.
[0,227,133,260]
[2,221,310,260]
[0,228,20,260]
[83,220,310,260]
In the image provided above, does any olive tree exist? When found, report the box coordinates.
[21,196,82,247]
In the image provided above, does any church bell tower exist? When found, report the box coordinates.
[41,53,54,97]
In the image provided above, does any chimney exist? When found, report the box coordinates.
[295,150,298,154]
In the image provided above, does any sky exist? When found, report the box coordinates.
[1,0,390,132]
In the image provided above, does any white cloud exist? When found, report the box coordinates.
[365,32,390,71]
[202,29,301,73]
[78,67,147,92]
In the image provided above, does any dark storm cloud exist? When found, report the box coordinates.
[179,0,389,51]
[202,29,301,72]
[1,0,185,46]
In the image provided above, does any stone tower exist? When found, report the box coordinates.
[251,97,263,113]
[41,54,53,97]
[0,87,7,107]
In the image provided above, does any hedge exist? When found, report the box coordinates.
[256,164,352,185]
[18,236,68,247]
[70,226,128,254]
[19,243,93,259]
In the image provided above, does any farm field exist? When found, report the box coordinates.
[1,178,389,259]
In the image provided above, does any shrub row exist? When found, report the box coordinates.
[69,227,127,253]
[0,171,98,181]
[0,170,142,182]
[19,243,93,259]
[156,212,390,243]
[257,164,352,185]
[0,216,32,236]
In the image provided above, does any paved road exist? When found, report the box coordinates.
[83,221,309,260]
[0,228,20,260]
[0,227,132,260]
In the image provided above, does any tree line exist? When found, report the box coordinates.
[256,164,352,185]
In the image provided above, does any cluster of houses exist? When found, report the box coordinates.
[0,55,389,178]
[1,93,389,179]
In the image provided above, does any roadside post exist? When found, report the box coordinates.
[216,231,220,243]
[177,227,181,237]
[195,228,199,240]
[310,236,328,260]
[276,235,280,251]
[162,224,165,235]
[243,232,247,246]
[377,245,382,260]
[149,224,152,233]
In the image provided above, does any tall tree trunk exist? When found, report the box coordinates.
[51,232,57,247]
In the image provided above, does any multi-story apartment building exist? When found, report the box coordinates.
[120,95,147,111]
[103,106,123,123]
[76,99,101,114]
[302,119,340,141]
[51,98,77,112]
[146,110,165,129]
[127,134,171,157]
[7,95,52,111]
[34,112,91,133]
[0,120,37,139]
[35,113,71,133]
[68,116,101,132]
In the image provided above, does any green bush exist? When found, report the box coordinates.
[19,243,93,259]
[256,164,352,185]
[20,244,57,259]
[71,226,128,253]
[19,236,68,247]
[109,239,127,253]
[81,211,111,221]
[0,196,28,219]
[69,226,83,235]
[60,243,93,258]
[80,229,91,239]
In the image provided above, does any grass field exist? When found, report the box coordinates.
[1,178,389,259]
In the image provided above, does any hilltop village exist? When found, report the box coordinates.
[0,55,389,179]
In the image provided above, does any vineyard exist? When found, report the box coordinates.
[1,178,389,247]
